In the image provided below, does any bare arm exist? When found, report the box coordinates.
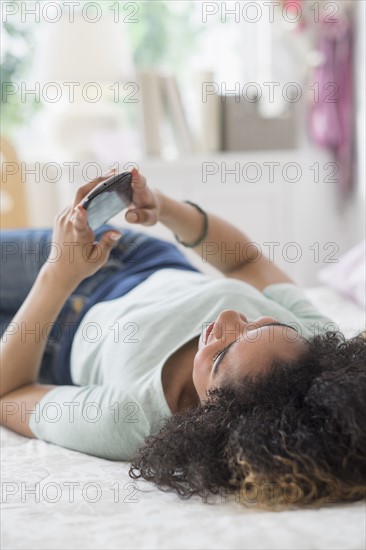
[124,171,294,288]
[153,190,294,289]
[0,173,121,399]
[0,268,75,398]
[0,384,57,437]
[154,189,258,274]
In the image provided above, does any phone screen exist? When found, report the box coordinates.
[82,172,133,231]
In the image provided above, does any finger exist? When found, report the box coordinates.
[56,205,72,220]
[130,170,150,206]
[125,207,155,226]
[131,169,147,190]
[72,205,90,238]
[90,231,122,265]
[72,169,116,209]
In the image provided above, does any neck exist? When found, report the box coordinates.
[177,374,200,413]
[164,336,201,414]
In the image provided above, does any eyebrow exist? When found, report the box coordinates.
[212,322,299,377]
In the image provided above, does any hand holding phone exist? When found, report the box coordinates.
[124,169,161,227]
[81,171,133,231]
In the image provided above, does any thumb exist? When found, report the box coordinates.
[94,231,122,264]
[125,208,155,226]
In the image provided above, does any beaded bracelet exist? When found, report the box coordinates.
[174,201,209,248]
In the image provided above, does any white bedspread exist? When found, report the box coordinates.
[1,286,365,550]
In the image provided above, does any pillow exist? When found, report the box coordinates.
[317,241,365,308]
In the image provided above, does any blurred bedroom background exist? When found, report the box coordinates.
[1,0,365,289]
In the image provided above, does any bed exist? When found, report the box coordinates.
[1,285,365,550]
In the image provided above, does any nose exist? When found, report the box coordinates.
[208,310,247,345]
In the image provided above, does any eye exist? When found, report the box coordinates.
[212,347,225,367]
[261,322,299,334]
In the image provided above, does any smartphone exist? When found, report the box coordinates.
[81,171,133,231]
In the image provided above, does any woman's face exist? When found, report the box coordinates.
[193,309,307,401]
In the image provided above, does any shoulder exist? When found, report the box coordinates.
[263,283,336,336]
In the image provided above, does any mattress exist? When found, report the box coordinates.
[1,285,365,550]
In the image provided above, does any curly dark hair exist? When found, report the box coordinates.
[129,331,366,508]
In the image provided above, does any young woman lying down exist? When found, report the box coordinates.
[1,168,365,508]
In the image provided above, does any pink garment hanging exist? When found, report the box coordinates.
[308,16,355,198]
[282,0,306,32]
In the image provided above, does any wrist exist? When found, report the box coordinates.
[153,189,176,224]
[152,188,167,221]
[39,264,80,295]
[174,201,208,248]
[151,190,207,248]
